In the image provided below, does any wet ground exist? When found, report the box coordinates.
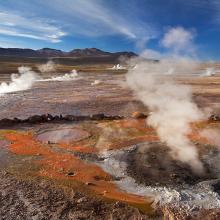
[0,72,147,119]
[0,117,220,219]
[1,70,220,219]
[1,71,220,120]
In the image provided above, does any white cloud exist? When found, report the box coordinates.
[0,11,66,43]
[139,26,198,60]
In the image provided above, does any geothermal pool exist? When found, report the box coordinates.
[1,116,220,217]
[37,128,91,144]
[1,71,220,218]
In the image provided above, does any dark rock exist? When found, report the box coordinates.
[63,115,76,121]
[13,117,21,123]
[75,115,90,121]
[66,171,76,177]
[90,114,105,120]
[85,182,95,186]
[47,114,54,120]
[209,114,220,121]
[28,115,44,123]
[0,113,125,127]
[53,115,60,120]
[131,111,147,119]
[212,181,220,196]
[41,114,49,122]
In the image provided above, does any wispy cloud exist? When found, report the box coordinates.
[211,0,220,24]
[0,11,66,43]
[45,0,157,40]
[179,0,220,23]
[0,0,158,46]
[0,39,21,48]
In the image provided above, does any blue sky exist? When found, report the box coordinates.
[1,0,220,60]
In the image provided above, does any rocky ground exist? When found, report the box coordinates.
[0,72,147,119]
[1,69,220,219]
[1,71,220,120]
[0,171,153,220]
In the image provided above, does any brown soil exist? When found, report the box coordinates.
[0,171,156,220]
[2,130,153,209]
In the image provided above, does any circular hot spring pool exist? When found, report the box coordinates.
[36,128,91,144]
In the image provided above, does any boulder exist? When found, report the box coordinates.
[28,115,44,123]
[90,114,105,120]
[131,111,147,119]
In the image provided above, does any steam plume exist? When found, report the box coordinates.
[126,59,206,174]
[38,60,56,73]
[200,129,220,147]
[0,66,38,94]
[202,67,216,77]
[38,69,78,82]
[91,80,101,86]
[109,64,127,70]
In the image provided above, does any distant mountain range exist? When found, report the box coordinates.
[0,47,137,58]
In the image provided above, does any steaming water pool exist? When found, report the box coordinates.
[37,128,90,144]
